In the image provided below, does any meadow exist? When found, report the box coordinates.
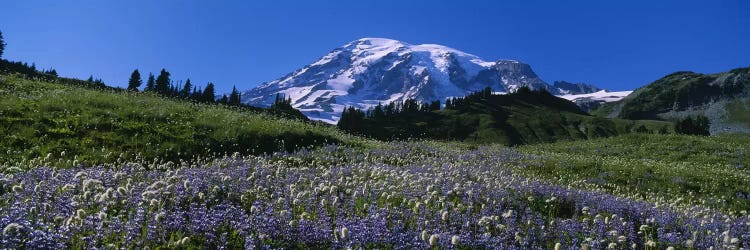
[0,74,749,249]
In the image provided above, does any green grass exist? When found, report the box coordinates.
[0,74,360,167]
[725,98,750,126]
[516,133,750,210]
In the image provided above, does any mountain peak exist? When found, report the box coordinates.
[241,38,611,123]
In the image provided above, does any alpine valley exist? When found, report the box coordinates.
[240,38,627,123]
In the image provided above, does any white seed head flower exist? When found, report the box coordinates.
[97,192,110,203]
[2,223,23,236]
[150,199,159,207]
[451,235,459,245]
[421,230,428,242]
[502,209,514,219]
[117,186,128,196]
[723,231,730,244]
[74,171,86,179]
[155,212,165,222]
[554,242,561,250]
[341,227,349,240]
[441,211,449,221]
[666,247,674,250]
[76,209,86,219]
[685,239,694,248]
[180,237,190,245]
[429,234,439,246]
[12,184,24,193]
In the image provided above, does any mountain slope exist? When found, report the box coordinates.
[0,73,354,166]
[592,67,750,134]
[241,38,609,123]
[337,88,671,145]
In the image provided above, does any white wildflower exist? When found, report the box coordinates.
[429,234,439,246]
[341,227,349,240]
[2,223,23,236]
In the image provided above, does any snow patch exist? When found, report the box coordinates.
[559,90,633,102]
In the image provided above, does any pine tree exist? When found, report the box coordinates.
[145,73,155,92]
[127,69,142,91]
[0,29,5,58]
[229,85,241,106]
[202,83,216,103]
[180,79,193,98]
[191,85,199,99]
[87,75,94,83]
[155,69,171,95]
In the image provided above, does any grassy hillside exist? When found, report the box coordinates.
[0,74,357,167]
[592,67,750,133]
[517,133,750,210]
[339,89,672,145]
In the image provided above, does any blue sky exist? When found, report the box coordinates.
[1,0,748,93]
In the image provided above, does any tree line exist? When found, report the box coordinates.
[127,68,242,106]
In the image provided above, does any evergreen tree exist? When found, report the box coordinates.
[372,103,385,121]
[229,86,241,106]
[145,73,155,92]
[190,86,203,101]
[127,69,142,91]
[155,69,171,95]
[87,75,94,83]
[180,79,193,98]
[202,83,216,103]
[0,30,5,59]
[675,115,710,136]
[429,100,441,111]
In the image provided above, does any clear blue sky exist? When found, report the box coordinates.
[1,0,748,93]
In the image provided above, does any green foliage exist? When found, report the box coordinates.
[0,29,5,58]
[180,78,193,98]
[338,88,672,145]
[127,69,142,91]
[145,73,155,92]
[675,115,710,136]
[155,68,171,95]
[595,67,750,120]
[725,99,750,126]
[201,82,216,103]
[0,74,357,167]
[517,133,750,210]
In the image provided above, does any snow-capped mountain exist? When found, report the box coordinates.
[241,38,619,123]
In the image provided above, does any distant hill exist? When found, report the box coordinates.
[592,67,750,134]
[337,87,671,145]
